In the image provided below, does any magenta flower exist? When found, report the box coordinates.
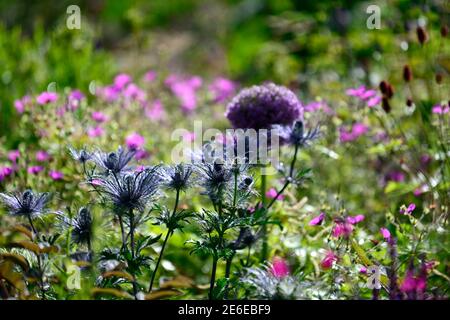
[91,111,108,123]
[270,257,290,278]
[321,251,338,269]
[69,89,85,101]
[14,95,32,113]
[49,170,64,180]
[339,123,368,143]
[144,70,157,82]
[209,77,236,103]
[367,96,381,107]
[124,83,146,102]
[400,268,417,293]
[380,227,391,240]
[36,92,58,105]
[114,73,132,90]
[400,203,416,215]
[432,103,449,114]
[134,149,150,160]
[386,170,405,182]
[27,166,44,175]
[166,75,202,112]
[309,212,325,226]
[145,100,164,121]
[97,85,120,102]
[36,150,50,162]
[266,188,284,201]
[346,85,366,97]
[8,150,20,162]
[125,132,145,150]
[0,166,13,181]
[304,101,334,114]
[346,214,365,224]
[332,221,353,238]
[359,266,367,274]
[182,132,196,143]
[87,126,104,138]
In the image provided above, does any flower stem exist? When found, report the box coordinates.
[260,173,268,262]
[209,255,218,300]
[148,188,180,293]
[129,209,138,300]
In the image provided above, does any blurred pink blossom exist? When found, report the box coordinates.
[126,132,145,150]
[114,73,132,90]
[321,251,338,269]
[144,70,157,82]
[91,111,108,123]
[266,188,284,201]
[270,257,290,278]
[36,150,50,162]
[380,227,391,240]
[145,100,164,121]
[209,77,236,103]
[28,166,43,175]
[8,150,20,162]
[309,212,325,226]
[36,92,58,105]
[87,126,104,138]
[49,170,64,180]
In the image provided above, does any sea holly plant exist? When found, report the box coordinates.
[148,163,195,293]
[0,190,59,299]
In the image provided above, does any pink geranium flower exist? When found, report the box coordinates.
[346,214,365,224]
[380,227,391,240]
[49,170,64,180]
[8,150,20,162]
[36,150,50,162]
[36,92,58,105]
[144,70,157,82]
[309,212,325,226]
[87,126,104,138]
[209,77,236,103]
[145,100,165,121]
[126,132,145,150]
[14,95,32,113]
[91,111,108,123]
[28,166,44,175]
[114,73,132,90]
[266,188,284,201]
[321,251,338,269]
[332,221,353,238]
[432,104,449,114]
[270,257,290,278]
[400,203,416,215]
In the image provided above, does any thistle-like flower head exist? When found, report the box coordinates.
[161,163,195,192]
[71,207,93,246]
[68,146,92,163]
[92,146,135,174]
[197,162,233,204]
[96,166,162,213]
[273,120,320,147]
[0,189,50,218]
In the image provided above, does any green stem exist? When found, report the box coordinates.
[224,252,235,300]
[129,210,138,300]
[148,189,180,293]
[260,173,268,262]
[209,255,218,300]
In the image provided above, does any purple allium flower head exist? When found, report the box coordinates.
[49,170,64,180]
[226,83,303,130]
[36,92,58,105]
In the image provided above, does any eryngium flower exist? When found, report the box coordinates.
[0,190,50,218]
[68,146,92,163]
[273,120,320,147]
[243,265,310,299]
[96,167,162,212]
[92,146,135,174]
[197,162,233,204]
[225,83,303,130]
[161,163,194,192]
[71,207,93,246]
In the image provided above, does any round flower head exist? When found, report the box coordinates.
[0,189,50,218]
[226,83,303,130]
